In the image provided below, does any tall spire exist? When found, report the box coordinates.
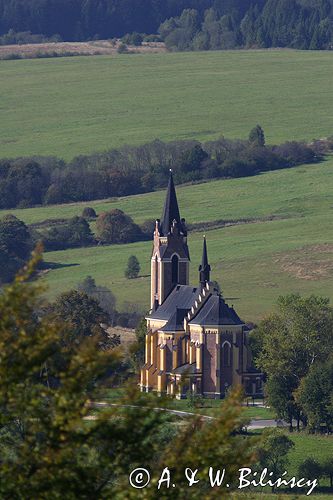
[160,170,181,235]
[199,235,211,286]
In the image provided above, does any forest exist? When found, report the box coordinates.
[0,0,332,50]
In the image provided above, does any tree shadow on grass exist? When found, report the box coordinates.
[42,261,80,270]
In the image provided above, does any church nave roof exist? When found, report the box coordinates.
[149,285,200,321]
[189,293,243,327]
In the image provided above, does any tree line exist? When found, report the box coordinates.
[0,209,150,282]
[33,208,153,251]
[0,1,332,50]
[0,127,325,210]
[160,0,333,51]
[0,0,214,41]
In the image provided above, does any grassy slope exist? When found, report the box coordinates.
[28,158,333,322]
[288,433,333,476]
[0,50,333,160]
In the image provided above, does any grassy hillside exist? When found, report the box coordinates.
[42,212,333,320]
[22,158,332,322]
[1,50,333,160]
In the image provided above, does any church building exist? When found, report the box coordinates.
[140,172,263,398]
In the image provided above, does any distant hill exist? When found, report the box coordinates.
[0,0,332,50]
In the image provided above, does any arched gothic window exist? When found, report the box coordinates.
[222,342,231,367]
[171,254,179,284]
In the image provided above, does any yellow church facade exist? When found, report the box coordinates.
[140,172,263,398]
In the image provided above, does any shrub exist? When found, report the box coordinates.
[249,125,265,147]
[321,458,333,489]
[143,34,161,43]
[0,29,62,45]
[273,141,318,165]
[40,216,94,251]
[82,207,97,219]
[220,159,258,178]
[96,209,141,244]
[298,458,322,481]
[122,32,143,46]
[256,430,295,487]
[117,43,129,54]
[1,53,23,60]
[77,276,116,319]
[139,219,155,239]
[125,255,140,279]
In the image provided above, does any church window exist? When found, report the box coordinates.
[222,342,231,367]
[171,254,179,284]
[155,256,158,294]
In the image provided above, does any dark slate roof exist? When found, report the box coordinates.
[173,362,197,375]
[159,244,168,259]
[199,236,211,283]
[150,285,200,321]
[243,367,263,374]
[159,308,188,332]
[189,294,243,326]
[160,171,181,236]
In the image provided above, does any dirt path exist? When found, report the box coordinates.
[87,402,282,430]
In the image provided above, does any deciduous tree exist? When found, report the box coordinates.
[0,214,32,284]
[77,276,117,319]
[52,289,119,350]
[96,209,141,244]
[295,358,333,432]
[249,124,265,147]
[256,429,294,490]
[252,294,333,430]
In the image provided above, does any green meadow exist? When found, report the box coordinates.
[1,49,333,321]
[0,50,333,160]
[14,157,330,322]
[42,213,333,321]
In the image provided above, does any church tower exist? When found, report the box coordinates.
[150,171,190,309]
